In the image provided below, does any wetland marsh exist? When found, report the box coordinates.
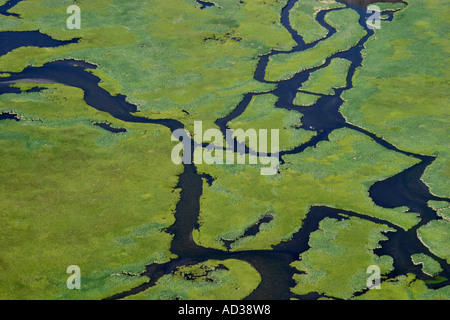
[0,0,448,300]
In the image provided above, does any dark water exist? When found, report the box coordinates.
[369,159,450,287]
[0,0,23,17]
[0,32,79,57]
[93,122,127,133]
[0,0,448,300]
[0,112,20,121]
[196,0,216,10]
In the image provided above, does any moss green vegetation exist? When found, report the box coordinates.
[289,0,345,44]
[195,128,419,251]
[422,153,450,199]
[354,274,450,300]
[124,259,261,300]
[0,83,183,299]
[228,93,315,151]
[265,8,366,81]
[340,0,450,199]
[293,91,320,107]
[417,220,450,264]
[411,253,443,277]
[290,216,394,299]
[300,58,351,95]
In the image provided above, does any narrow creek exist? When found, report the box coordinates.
[0,0,448,299]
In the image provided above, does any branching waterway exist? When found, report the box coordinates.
[0,0,448,299]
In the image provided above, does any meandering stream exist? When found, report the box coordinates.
[0,0,448,299]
